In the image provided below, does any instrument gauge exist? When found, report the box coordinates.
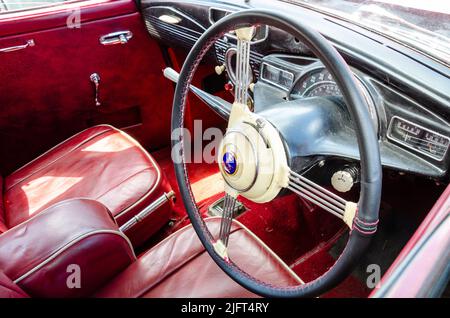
[261,62,294,90]
[387,116,450,161]
[292,67,379,132]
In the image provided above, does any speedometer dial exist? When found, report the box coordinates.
[292,67,379,132]
[305,82,341,97]
[297,69,341,98]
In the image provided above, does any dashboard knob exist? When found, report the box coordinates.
[224,82,234,92]
[331,167,358,193]
[215,64,226,75]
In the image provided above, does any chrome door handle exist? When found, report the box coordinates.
[99,31,133,45]
[0,39,35,53]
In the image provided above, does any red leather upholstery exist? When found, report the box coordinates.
[0,177,6,233]
[0,0,138,37]
[0,199,135,298]
[3,125,172,246]
[0,270,28,298]
[0,217,301,298]
[96,217,303,298]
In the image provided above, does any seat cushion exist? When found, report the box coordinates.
[3,125,172,245]
[95,217,303,298]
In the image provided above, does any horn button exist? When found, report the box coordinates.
[218,115,290,203]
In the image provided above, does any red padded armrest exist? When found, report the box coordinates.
[0,199,136,298]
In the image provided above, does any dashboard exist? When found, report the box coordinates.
[258,56,379,132]
[141,0,450,181]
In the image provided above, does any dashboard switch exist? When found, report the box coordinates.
[215,64,226,75]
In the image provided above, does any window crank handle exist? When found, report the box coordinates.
[90,73,101,106]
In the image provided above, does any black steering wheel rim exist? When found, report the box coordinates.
[171,9,382,297]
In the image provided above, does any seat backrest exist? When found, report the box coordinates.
[0,198,136,298]
[0,270,28,298]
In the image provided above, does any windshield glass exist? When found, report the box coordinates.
[284,0,450,66]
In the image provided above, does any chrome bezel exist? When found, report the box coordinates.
[387,116,450,162]
[260,62,295,91]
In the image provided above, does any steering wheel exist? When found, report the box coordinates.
[171,9,382,297]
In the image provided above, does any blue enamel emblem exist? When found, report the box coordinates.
[222,152,237,175]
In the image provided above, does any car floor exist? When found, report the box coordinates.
[148,146,371,297]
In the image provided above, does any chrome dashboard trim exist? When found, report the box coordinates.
[151,5,206,31]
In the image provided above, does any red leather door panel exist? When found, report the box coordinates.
[0,0,173,174]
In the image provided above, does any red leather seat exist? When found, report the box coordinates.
[0,217,302,298]
[1,125,172,246]
[0,199,136,298]
[95,217,303,297]
[0,126,301,298]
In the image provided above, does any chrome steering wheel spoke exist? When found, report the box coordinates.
[214,189,238,260]
[218,192,237,245]
[234,27,253,105]
[213,28,255,260]
[227,26,255,127]
[287,169,357,227]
